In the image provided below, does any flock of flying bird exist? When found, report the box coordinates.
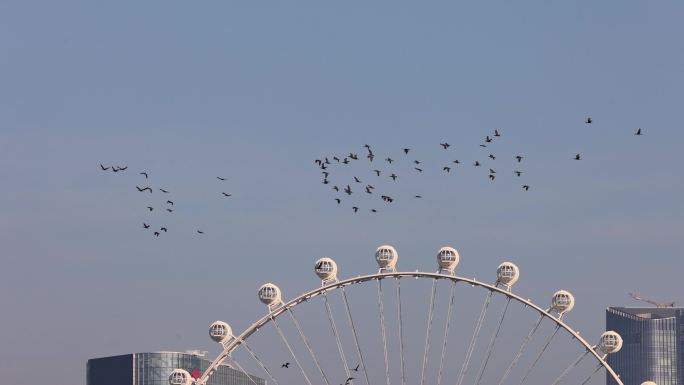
[314,119,644,214]
[99,164,232,237]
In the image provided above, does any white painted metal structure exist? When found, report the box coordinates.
[171,245,625,385]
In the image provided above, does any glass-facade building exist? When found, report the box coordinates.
[606,307,684,385]
[87,351,265,385]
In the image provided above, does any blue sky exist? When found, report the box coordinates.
[0,1,682,385]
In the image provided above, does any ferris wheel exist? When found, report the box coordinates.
[169,245,628,385]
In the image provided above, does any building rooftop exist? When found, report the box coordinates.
[608,306,684,320]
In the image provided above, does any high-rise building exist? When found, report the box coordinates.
[87,351,265,385]
[606,307,684,385]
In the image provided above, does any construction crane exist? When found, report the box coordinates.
[628,292,676,308]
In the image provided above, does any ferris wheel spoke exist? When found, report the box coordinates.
[228,356,263,385]
[496,314,544,385]
[377,278,391,385]
[578,364,603,385]
[455,290,494,385]
[396,278,407,385]
[323,292,352,378]
[288,308,332,385]
[436,281,457,385]
[341,287,372,385]
[550,350,592,385]
[271,316,314,385]
[239,340,280,385]
[474,297,512,385]
[420,278,438,385]
[518,324,561,385]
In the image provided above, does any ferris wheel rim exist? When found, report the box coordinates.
[197,271,624,385]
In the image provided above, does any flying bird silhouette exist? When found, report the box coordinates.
[489,174,495,181]
[522,185,530,191]
[352,206,359,213]
[147,206,153,211]
[452,160,460,164]
[480,144,487,148]
[197,230,204,234]
[100,164,110,171]
[373,170,381,176]
[414,195,422,198]
[217,177,227,181]
[390,174,398,181]
[585,117,592,124]
[332,186,339,192]
[140,172,148,179]
[154,231,160,237]
[514,171,522,177]
[143,223,150,229]
[574,154,581,160]
[489,168,496,174]
[635,128,642,135]
[494,129,501,137]
[352,364,360,372]
[443,166,451,173]
[370,209,377,213]
[160,189,169,193]
[385,157,394,164]
[344,185,352,195]
[160,227,168,232]
[166,200,174,205]
[136,186,152,193]
[335,198,341,204]
[354,176,361,183]
[281,363,290,369]
[440,142,450,149]
[403,148,410,154]
[474,161,480,167]
[166,208,173,212]
[488,154,496,160]
[222,192,232,197]
[414,167,423,173]
[516,155,523,163]
[485,136,493,143]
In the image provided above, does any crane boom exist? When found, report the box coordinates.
[628,292,676,308]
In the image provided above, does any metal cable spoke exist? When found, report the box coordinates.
[474,297,512,385]
[496,314,544,385]
[377,279,391,385]
[229,356,262,385]
[578,364,603,385]
[324,292,352,378]
[272,316,313,385]
[396,278,407,385]
[288,308,331,385]
[550,350,592,385]
[420,278,438,385]
[437,282,457,385]
[455,290,493,385]
[518,324,561,385]
[240,340,280,385]
[341,287,371,385]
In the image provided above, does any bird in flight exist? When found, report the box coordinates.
[349,153,359,160]
[197,230,204,234]
[365,186,372,194]
[635,128,642,135]
[414,160,421,164]
[352,364,360,372]
[166,208,173,212]
[166,200,174,205]
[354,176,361,183]
[281,363,290,369]
[522,185,530,191]
[514,170,522,177]
[370,209,377,213]
[489,174,495,181]
[342,158,350,164]
[480,144,487,148]
[440,142,450,149]
[367,152,375,162]
[390,173,398,181]
[485,136,493,143]
[323,179,329,185]
[136,186,152,193]
[516,155,523,163]
[222,192,231,197]
[344,185,352,195]
[488,154,496,160]
[146,206,153,211]
[443,166,451,173]
[489,168,496,174]
[345,377,355,385]
[322,171,329,178]
[352,206,359,213]
[494,129,501,137]
[335,198,341,204]
[332,186,339,192]
[414,167,423,173]
[403,148,410,154]
[373,170,381,176]
[474,161,480,167]
[160,188,169,193]
[143,223,150,229]
[585,117,592,124]
[116,166,128,171]
[385,157,394,164]
[414,195,422,198]
[574,154,581,160]
[140,172,148,179]
[100,164,110,171]
[333,156,340,162]
[160,227,168,232]
[154,231,160,237]
[217,176,227,181]
[452,160,460,164]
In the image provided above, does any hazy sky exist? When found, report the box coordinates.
[1,2,683,385]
